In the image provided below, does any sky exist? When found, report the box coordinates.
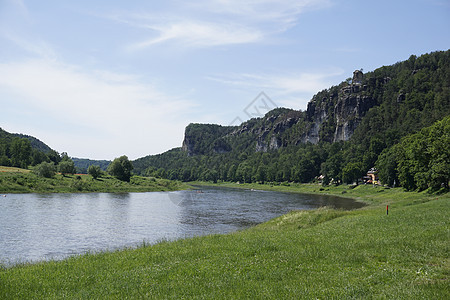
[1,0,449,160]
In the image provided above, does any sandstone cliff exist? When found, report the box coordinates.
[180,70,387,155]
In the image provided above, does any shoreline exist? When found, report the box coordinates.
[189,181,397,206]
[0,171,190,194]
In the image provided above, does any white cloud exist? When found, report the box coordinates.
[1,31,58,59]
[112,0,331,50]
[0,59,195,159]
[128,20,263,50]
[199,0,331,22]
[207,69,343,110]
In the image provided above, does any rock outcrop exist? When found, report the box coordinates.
[180,70,385,155]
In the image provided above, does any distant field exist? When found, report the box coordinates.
[0,166,30,173]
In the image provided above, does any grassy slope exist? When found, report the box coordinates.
[0,166,31,173]
[0,185,448,299]
[0,168,189,193]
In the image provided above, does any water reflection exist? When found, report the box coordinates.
[0,187,362,265]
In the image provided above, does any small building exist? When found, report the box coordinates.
[363,168,379,184]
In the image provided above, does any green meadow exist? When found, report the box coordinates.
[0,184,448,299]
[0,167,188,193]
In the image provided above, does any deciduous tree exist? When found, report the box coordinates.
[88,165,102,179]
[108,155,133,182]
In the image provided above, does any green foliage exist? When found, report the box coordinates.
[0,170,188,193]
[0,128,63,168]
[72,158,110,174]
[87,165,102,179]
[395,116,449,191]
[342,162,364,184]
[58,160,76,176]
[0,155,11,167]
[10,138,32,168]
[11,132,52,153]
[33,162,56,178]
[375,145,399,187]
[183,123,235,155]
[108,155,133,182]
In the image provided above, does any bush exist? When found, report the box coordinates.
[33,162,56,178]
[58,160,76,176]
[108,156,133,182]
[88,165,102,179]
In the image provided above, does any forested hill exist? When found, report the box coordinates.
[11,132,52,153]
[0,128,110,173]
[133,50,450,191]
[0,128,61,168]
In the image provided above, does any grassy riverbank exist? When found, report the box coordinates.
[1,184,448,299]
[191,181,440,206]
[0,167,188,193]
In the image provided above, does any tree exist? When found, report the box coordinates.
[108,155,133,182]
[376,146,399,187]
[10,138,31,168]
[47,150,62,164]
[33,162,56,178]
[0,155,11,167]
[58,160,76,176]
[256,165,267,183]
[88,165,102,179]
[342,162,364,185]
[397,116,450,191]
[31,150,48,166]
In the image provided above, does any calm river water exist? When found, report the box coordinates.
[0,186,363,265]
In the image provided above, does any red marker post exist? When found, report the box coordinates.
[386,205,389,215]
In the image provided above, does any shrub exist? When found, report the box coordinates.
[88,165,102,179]
[33,162,56,178]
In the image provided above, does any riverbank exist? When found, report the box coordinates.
[190,181,431,207]
[1,184,448,298]
[0,167,189,193]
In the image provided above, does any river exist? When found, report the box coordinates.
[0,186,363,265]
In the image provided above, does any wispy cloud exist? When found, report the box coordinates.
[128,20,263,50]
[197,0,331,23]
[1,31,58,59]
[208,70,342,94]
[0,59,195,159]
[110,0,331,50]
[207,68,343,109]
[0,0,57,59]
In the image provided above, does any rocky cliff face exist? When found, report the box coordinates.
[182,123,234,156]
[181,70,384,155]
[332,85,376,142]
[181,136,194,155]
[300,99,331,144]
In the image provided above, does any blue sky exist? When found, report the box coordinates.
[1,0,449,160]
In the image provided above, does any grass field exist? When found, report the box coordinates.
[0,166,31,173]
[0,169,189,193]
[0,184,448,299]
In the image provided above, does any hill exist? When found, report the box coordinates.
[0,128,61,168]
[71,158,111,174]
[0,128,111,174]
[133,50,450,191]
[11,133,52,153]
